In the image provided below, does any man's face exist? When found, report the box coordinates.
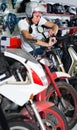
[32,12,42,24]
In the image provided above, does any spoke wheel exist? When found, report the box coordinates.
[46,81,77,129]
[39,106,69,130]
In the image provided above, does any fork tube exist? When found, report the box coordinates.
[44,65,62,97]
[60,97,67,109]
[44,65,67,108]
[30,100,46,130]
[56,55,69,83]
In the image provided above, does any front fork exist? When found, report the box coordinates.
[48,70,71,109]
[60,97,67,110]
[28,100,46,130]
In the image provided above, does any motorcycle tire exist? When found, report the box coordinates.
[0,120,37,130]
[46,81,77,129]
[40,105,69,130]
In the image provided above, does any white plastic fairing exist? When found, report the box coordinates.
[0,75,16,85]
[55,72,71,78]
[0,83,47,106]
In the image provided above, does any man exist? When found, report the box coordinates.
[18,1,58,55]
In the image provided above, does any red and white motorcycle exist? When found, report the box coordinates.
[0,48,77,129]
[0,48,70,130]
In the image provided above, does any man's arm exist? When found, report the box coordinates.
[44,21,59,36]
[21,29,51,47]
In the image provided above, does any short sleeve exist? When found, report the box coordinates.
[39,17,47,25]
[18,19,29,32]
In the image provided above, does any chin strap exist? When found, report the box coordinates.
[28,18,33,34]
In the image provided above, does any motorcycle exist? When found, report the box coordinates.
[36,48,77,129]
[60,34,77,76]
[45,33,77,92]
[31,26,77,128]
[0,48,76,129]
[60,34,77,91]
[0,48,69,130]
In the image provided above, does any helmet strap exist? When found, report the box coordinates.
[28,18,33,33]
[28,17,38,33]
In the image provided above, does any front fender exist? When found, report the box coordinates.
[51,72,71,80]
[35,101,54,112]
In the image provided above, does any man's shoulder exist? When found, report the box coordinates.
[18,18,26,23]
[18,18,28,30]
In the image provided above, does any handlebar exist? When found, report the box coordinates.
[50,34,76,41]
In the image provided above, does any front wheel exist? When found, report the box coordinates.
[46,81,77,129]
[8,121,37,130]
[40,105,69,130]
[0,116,38,130]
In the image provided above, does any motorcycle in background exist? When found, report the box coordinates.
[45,33,77,91]
[60,34,77,91]
[36,49,77,129]
[31,26,77,128]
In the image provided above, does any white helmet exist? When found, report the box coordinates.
[25,1,47,18]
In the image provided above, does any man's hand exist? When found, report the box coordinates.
[48,37,57,49]
[48,29,57,37]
